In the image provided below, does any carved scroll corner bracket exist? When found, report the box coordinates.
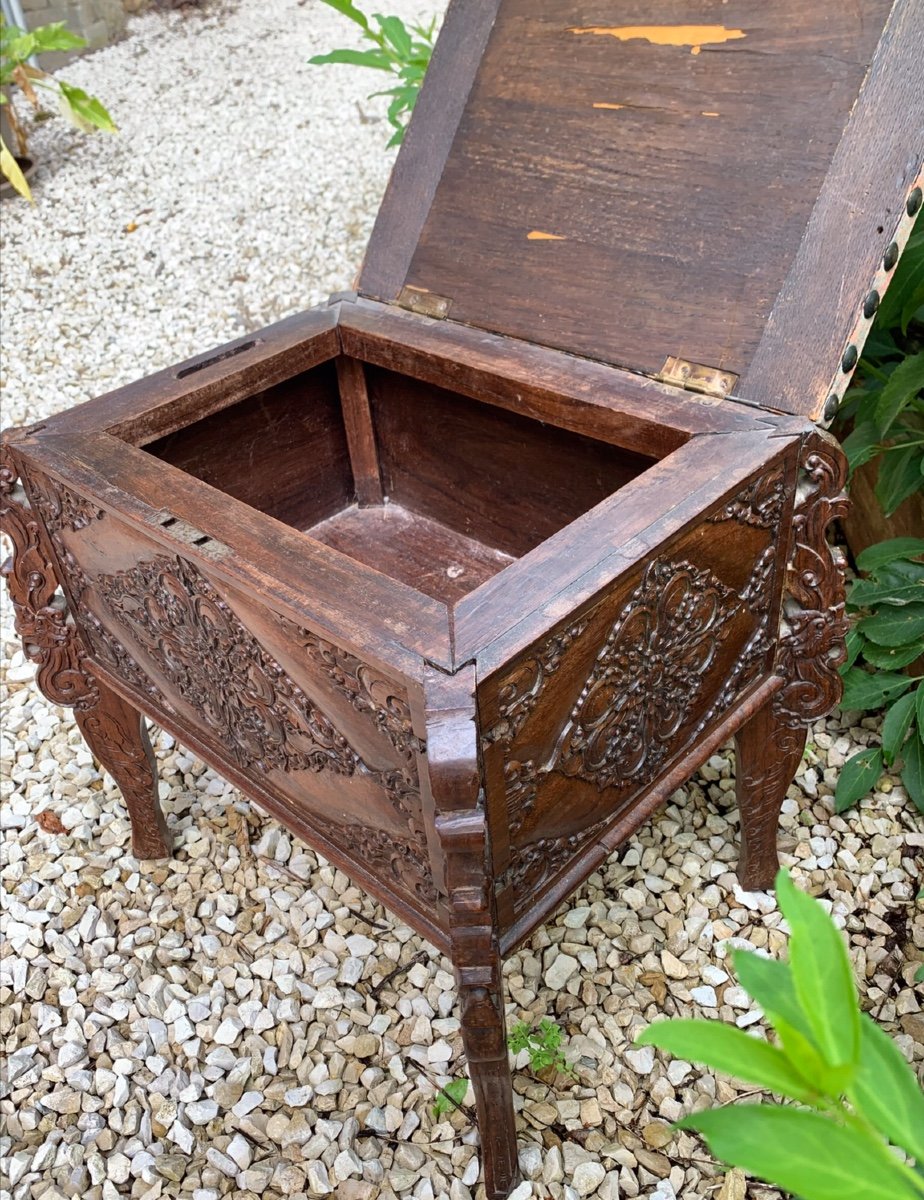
[772,435,850,728]
[0,453,99,712]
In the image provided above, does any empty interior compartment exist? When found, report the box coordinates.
[144,356,657,605]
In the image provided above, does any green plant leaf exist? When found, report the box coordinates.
[855,538,924,572]
[841,668,914,710]
[58,81,116,132]
[834,747,884,811]
[775,872,859,1071]
[917,680,924,734]
[317,0,370,29]
[729,952,844,1092]
[841,627,865,672]
[915,964,924,983]
[841,420,882,475]
[308,47,391,69]
[374,14,412,58]
[858,603,924,648]
[882,692,918,765]
[902,728,924,814]
[636,1020,820,1104]
[431,1075,468,1117]
[860,641,924,670]
[0,135,31,200]
[876,445,924,518]
[874,353,924,435]
[28,21,85,52]
[848,1013,924,1160]
[675,1104,920,1200]
[848,578,924,608]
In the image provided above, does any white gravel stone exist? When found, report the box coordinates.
[545,952,580,990]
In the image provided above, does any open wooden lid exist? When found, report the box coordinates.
[359,0,923,423]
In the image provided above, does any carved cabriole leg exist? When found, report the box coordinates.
[0,444,172,860]
[426,665,520,1200]
[75,685,171,859]
[735,429,849,889]
[734,700,807,890]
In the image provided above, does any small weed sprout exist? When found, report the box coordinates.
[507,1017,575,1076]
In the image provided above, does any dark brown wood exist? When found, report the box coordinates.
[336,356,383,505]
[145,360,352,530]
[427,665,520,1200]
[76,684,171,860]
[735,699,807,891]
[359,0,503,300]
[359,0,915,419]
[309,502,514,605]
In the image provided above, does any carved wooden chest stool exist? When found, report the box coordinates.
[3,2,922,1194]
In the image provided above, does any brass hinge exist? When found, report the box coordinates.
[657,356,739,399]
[395,285,452,320]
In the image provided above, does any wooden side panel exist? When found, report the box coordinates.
[22,469,444,931]
[478,456,796,935]
[368,366,655,557]
[143,361,352,531]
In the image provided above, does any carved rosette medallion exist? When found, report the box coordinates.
[553,560,736,790]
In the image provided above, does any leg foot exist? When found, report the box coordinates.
[734,697,806,890]
[76,681,172,859]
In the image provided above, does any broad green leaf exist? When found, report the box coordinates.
[375,14,412,58]
[636,1020,820,1104]
[317,0,370,29]
[0,137,32,200]
[876,232,924,331]
[882,692,918,765]
[29,21,85,52]
[876,445,924,518]
[841,668,914,710]
[308,48,391,69]
[848,578,924,608]
[841,626,864,672]
[58,82,116,133]
[728,952,845,1092]
[874,353,924,435]
[675,1104,920,1200]
[848,1013,924,1160]
[841,420,881,475]
[917,681,924,735]
[776,872,859,1070]
[902,729,924,814]
[858,603,924,648]
[916,964,924,983]
[834,747,883,811]
[860,641,924,670]
[855,538,924,572]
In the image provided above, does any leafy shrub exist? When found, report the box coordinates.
[837,537,923,812]
[1,17,115,200]
[637,870,924,1200]
[834,218,923,811]
[308,0,436,147]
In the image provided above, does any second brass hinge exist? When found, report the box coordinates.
[657,355,739,399]
[395,285,452,320]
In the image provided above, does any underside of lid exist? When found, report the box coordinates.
[359,0,924,422]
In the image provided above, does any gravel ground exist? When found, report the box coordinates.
[1,4,922,1199]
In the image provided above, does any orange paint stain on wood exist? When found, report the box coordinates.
[701,111,720,117]
[527,231,567,241]
[570,25,745,52]
[593,102,625,110]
